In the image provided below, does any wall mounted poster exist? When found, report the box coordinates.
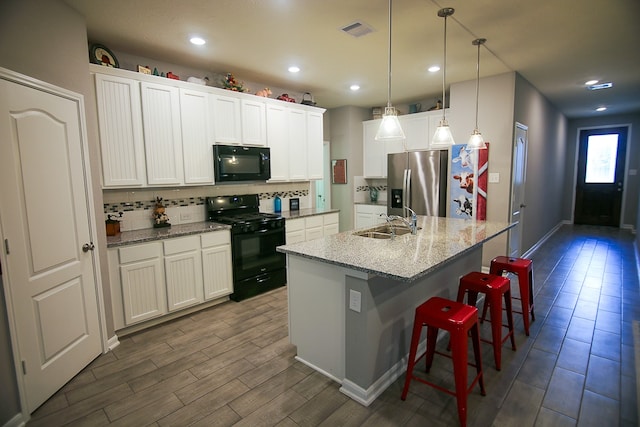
[449,143,489,220]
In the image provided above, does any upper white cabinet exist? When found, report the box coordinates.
[92,65,325,187]
[94,73,146,187]
[241,99,267,146]
[307,111,324,180]
[140,82,184,185]
[180,89,215,184]
[362,109,450,178]
[211,94,242,144]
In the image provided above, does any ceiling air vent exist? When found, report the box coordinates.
[340,21,375,38]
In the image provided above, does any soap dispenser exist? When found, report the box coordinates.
[274,195,282,213]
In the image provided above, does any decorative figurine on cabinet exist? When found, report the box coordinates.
[153,197,171,228]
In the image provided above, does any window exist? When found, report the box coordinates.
[585,134,618,183]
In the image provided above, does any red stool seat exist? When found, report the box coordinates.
[401,296,485,427]
[457,271,516,370]
[488,256,535,336]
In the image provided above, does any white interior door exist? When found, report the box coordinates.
[509,122,528,257]
[0,75,102,412]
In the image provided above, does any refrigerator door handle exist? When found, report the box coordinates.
[405,168,411,216]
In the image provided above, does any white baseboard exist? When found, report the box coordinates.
[106,334,120,351]
[522,221,563,259]
[293,356,343,385]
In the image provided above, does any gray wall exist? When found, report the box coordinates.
[563,113,640,229]
[513,73,568,252]
[0,0,112,420]
[327,106,370,231]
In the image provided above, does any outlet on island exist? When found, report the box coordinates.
[349,289,361,313]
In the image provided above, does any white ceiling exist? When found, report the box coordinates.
[64,0,640,118]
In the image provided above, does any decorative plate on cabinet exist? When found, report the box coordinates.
[89,43,119,68]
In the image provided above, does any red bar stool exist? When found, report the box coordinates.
[487,256,536,336]
[401,296,485,427]
[456,271,516,370]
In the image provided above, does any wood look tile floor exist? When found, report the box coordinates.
[29,225,639,426]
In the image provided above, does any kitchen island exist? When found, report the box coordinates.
[277,216,514,406]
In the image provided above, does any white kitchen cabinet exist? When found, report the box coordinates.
[305,215,324,241]
[164,236,204,312]
[354,204,388,229]
[212,93,242,144]
[307,111,324,180]
[266,103,289,181]
[140,82,184,185]
[241,99,267,146]
[288,109,308,180]
[201,231,233,300]
[117,242,167,326]
[180,88,214,184]
[402,113,430,151]
[323,212,340,236]
[94,73,146,187]
[286,217,306,244]
[363,120,385,178]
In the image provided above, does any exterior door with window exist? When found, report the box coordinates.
[574,127,627,226]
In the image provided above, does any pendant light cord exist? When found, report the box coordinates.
[387,0,393,108]
[474,40,480,130]
[442,13,447,121]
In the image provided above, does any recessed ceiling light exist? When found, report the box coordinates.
[587,82,613,90]
[190,37,206,46]
[288,66,300,73]
[584,79,598,86]
[350,84,360,91]
[428,65,440,73]
[596,106,607,112]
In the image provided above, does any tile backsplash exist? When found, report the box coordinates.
[353,176,387,204]
[103,182,310,231]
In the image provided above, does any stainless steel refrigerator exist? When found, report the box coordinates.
[387,150,448,217]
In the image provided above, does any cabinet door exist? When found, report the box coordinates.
[241,99,267,146]
[363,120,385,178]
[286,230,306,244]
[305,226,324,242]
[180,89,214,184]
[266,103,289,181]
[307,111,324,180]
[94,73,146,187]
[202,245,233,300]
[288,109,308,180]
[120,257,166,325]
[140,82,184,185]
[401,114,430,151]
[165,249,204,311]
[212,94,242,144]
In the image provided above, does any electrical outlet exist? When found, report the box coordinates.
[349,289,361,313]
[488,173,500,183]
[180,212,192,221]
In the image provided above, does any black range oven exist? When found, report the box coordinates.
[206,194,285,301]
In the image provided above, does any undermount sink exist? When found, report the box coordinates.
[353,224,418,239]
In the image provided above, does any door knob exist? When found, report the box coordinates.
[82,242,95,252]
[520,204,527,208]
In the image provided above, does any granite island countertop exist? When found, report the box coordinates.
[277,216,514,282]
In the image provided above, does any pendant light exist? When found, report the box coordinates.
[467,38,488,149]
[431,7,455,148]
[375,0,405,141]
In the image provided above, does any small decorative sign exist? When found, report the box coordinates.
[289,198,300,211]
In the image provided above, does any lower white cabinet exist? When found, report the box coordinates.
[286,212,340,244]
[109,229,233,329]
[164,236,204,312]
[201,231,233,300]
[354,204,388,229]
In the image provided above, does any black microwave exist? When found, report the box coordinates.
[213,145,271,182]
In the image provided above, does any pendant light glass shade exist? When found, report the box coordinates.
[467,38,487,149]
[431,7,455,149]
[376,0,405,141]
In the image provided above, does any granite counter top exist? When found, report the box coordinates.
[277,216,514,282]
[267,207,340,219]
[106,222,231,248]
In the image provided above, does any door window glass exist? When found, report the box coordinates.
[585,134,618,183]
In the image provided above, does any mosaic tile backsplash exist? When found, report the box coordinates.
[103,183,310,232]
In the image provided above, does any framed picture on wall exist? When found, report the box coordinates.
[332,159,347,184]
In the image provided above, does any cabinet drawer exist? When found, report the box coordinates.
[305,215,323,229]
[323,212,339,225]
[164,235,200,256]
[119,241,162,264]
[201,230,230,248]
[286,218,305,232]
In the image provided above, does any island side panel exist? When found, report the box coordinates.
[341,246,482,405]
[286,254,348,382]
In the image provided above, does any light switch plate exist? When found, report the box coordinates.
[349,289,361,313]
[488,173,500,183]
